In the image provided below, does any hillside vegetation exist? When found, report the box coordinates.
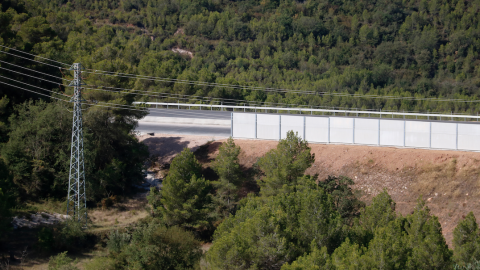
[2,0,480,113]
[2,0,480,269]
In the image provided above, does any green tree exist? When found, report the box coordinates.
[0,157,16,239]
[453,212,480,266]
[257,130,315,197]
[318,175,365,223]
[210,137,243,220]
[404,199,453,269]
[206,180,341,269]
[159,148,211,231]
[111,223,202,270]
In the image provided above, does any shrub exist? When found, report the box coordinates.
[48,251,79,270]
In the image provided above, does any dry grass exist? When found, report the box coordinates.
[88,194,149,233]
[412,158,480,199]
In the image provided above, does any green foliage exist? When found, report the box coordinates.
[159,148,212,232]
[453,212,480,266]
[0,157,16,239]
[109,222,202,270]
[48,251,79,270]
[257,130,314,197]
[281,246,333,270]
[1,99,148,201]
[317,176,365,223]
[37,220,87,252]
[84,257,116,270]
[107,230,131,253]
[210,137,243,220]
[206,179,342,269]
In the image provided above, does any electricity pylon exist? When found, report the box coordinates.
[67,63,87,226]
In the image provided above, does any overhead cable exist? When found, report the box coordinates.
[0,49,64,69]
[0,67,71,87]
[0,80,69,102]
[0,59,71,81]
[0,74,70,98]
[0,44,71,66]
[84,69,480,103]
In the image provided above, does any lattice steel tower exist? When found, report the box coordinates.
[67,63,87,226]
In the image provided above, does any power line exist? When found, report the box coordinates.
[0,80,69,102]
[0,59,72,81]
[0,74,70,99]
[84,69,480,103]
[0,67,70,88]
[0,44,71,66]
[0,49,65,69]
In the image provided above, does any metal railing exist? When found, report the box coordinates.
[133,102,480,122]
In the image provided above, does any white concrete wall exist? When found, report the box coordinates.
[458,124,480,151]
[257,114,280,140]
[379,120,404,146]
[281,115,304,139]
[405,121,430,148]
[305,117,329,143]
[232,113,255,138]
[232,113,480,151]
[354,118,379,145]
[431,122,457,150]
[330,118,354,144]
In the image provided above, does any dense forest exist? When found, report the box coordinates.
[1,0,480,269]
[2,0,480,113]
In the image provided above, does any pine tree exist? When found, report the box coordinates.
[453,212,480,266]
[257,130,315,197]
[159,148,211,231]
[211,137,243,220]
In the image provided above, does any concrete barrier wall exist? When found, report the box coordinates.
[232,113,480,151]
[257,114,280,140]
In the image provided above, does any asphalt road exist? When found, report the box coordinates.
[136,121,231,137]
[146,108,232,120]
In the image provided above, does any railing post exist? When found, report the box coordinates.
[255,114,257,139]
[230,112,233,137]
[303,116,306,140]
[279,115,282,140]
[378,119,381,146]
[456,123,458,150]
[327,117,330,144]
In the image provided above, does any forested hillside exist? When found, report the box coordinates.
[3,0,480,269]
[2,0,480,113]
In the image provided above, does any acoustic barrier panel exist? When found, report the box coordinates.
[330,118,354,144]
[305,117,329,143]
[431,122,457,150]
[458,123,480,151]
[405,121,431,148]
[257,114,280,140]
[354,118,379,145]
[281,115,304,139]
[379,120,404,147]
[232,113,255,139]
